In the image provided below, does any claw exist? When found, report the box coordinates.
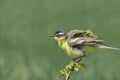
[73,54,86,63]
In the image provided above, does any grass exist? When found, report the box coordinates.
[0,0,120,80]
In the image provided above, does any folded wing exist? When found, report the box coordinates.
[67,29,103,46]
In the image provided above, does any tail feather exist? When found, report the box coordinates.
[99,45,120,50]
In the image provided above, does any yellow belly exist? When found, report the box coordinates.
[58,41,97,57]
[58,41,84,57]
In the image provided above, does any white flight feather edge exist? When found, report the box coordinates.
[69,38,85,44]
[99,45,120,50]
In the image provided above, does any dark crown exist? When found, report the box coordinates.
[54,30,67,37]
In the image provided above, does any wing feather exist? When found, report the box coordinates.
[67,29,103,46]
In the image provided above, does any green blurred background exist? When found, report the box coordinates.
[0,0,120,80]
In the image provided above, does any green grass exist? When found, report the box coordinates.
[0,0,120,80]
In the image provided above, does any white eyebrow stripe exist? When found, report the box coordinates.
[58,32,64,35]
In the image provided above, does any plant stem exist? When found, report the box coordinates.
[66,71,71,80]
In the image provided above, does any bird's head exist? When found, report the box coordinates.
[50,30,67,42]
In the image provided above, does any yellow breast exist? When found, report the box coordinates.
[58,40,84,57]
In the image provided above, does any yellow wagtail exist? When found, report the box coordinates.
[50,29,120,62]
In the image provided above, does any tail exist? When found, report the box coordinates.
[99,45,120,50]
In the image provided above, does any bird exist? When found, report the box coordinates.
[50,29,120,62]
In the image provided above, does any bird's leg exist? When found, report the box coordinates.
[73,53,86,63]
[73,57,82,62]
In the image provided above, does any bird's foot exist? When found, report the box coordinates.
[73,57,82,63]
[73,54,86,63]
